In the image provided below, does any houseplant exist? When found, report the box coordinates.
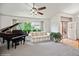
[20,22,32,35]
[50,32,62,42]
[24,22,32,33]
[31,26,41,32]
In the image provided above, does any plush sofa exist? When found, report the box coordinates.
[29,32,50,42]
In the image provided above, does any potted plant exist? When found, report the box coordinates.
[50,32,62,42]
[20,22,32,35]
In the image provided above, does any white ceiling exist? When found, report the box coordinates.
[0,3,79,18]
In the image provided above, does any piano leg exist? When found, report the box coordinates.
[12,42,14,48]
[23,37,25,45]
[3,38,5,43]
[21,41,22,44]
[7,40,10,50]
[15,42,16,49]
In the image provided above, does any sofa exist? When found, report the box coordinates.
[29,32,50,42]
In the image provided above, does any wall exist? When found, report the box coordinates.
[0,16,1,29]
[0,14,51,32]
[50,13,73,32]
[50,15,60,32]
[0,14,13,29]
[0,13,74,33]
[72,15,79,39]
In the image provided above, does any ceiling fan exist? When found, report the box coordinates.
[31,3,46,15]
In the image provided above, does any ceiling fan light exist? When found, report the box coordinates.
[30,3,45,16]
[35,12,37,15]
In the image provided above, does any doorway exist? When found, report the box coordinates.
[60,16,72,39]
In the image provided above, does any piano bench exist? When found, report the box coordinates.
[12,35,26,49]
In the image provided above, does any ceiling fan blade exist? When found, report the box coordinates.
[38,6,46,10]
[37,12,43,15]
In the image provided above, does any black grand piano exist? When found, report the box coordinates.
[0,23,27,49]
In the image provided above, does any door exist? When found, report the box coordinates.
[60,16,72,39]
[68,22,76,40]
[62,21,68,38]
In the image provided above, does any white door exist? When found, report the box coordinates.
[68,22,76,40]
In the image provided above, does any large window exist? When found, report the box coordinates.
[31,21,43,31]
[12,19,44,32]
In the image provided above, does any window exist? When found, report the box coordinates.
[31,21,43,31]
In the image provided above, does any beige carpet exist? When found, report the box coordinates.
[0,41,79,56]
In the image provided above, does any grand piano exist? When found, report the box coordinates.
[0,23,27,49]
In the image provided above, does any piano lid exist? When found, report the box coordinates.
[0,23,20,32]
